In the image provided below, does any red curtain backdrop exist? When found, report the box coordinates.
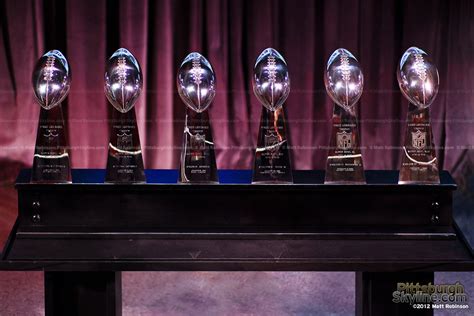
[0,0,472,178]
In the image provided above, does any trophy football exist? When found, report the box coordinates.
[177,52,218,183]
[31,50,72,183]
[104,48,145,183]
[252,48,293,184]
[324,48,365,184]
[397,47,440,184]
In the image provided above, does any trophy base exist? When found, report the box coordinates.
[324,104,365,185]
[252,181,293,185]
[252,106,293,184]
[179,180,219,185]
[32,156,72,184]
[179,109,219,184]
[324,180,366,185]
[105,109,146,184]
[398,104,439,185]
[105,155,146,184]
[31,106,71,183]
[398,180,440,185]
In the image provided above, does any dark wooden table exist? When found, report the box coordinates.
[1,169,472,316]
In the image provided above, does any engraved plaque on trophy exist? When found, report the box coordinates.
[324,48,365,184]
[397,47,440,184]
[104,48,145,183]
[31,50,72,183]
[177,52,218,183]
[252,48,293,184]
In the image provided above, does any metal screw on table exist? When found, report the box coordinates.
[430,201,440,224]
[32,214,41,223]
[32,201,41,223]
[431,201,440,210]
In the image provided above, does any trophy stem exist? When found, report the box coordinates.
[398,103,439,184]
[252,106,293,184]
[325,103,365,184]
[105,109,145,183]
[31,105,71,183]
[179,108,218,184]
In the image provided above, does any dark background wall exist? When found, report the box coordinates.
[0,0,472,177]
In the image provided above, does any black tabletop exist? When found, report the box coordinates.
[15,169,457,188]
[2,169,470,272]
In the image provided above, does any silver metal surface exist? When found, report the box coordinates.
[253,48,290,111]
[105,48,143,113]
[177,52,216,113]
[324,48,364,109]
[397,47,439,109]
[32,50,71,110]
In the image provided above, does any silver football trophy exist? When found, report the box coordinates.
[324,48,365,184]
[397,47,440,184]
[31,50,72,183]
[252,48,293,183]
[177,52,218,183]
[104,48,146,183]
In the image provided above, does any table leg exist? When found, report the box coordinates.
[356,272,434,316]
[45,271,121,316]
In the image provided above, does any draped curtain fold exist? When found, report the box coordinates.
[0,0,472,177]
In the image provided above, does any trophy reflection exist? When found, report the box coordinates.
[324,48,365,184]
[252,48,293,184]
[397,47,440,184]
[104,48,145,183]
[177,52,218,183]
[31,50,72,183]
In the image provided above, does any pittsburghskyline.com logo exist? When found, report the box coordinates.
[392,282,470,310]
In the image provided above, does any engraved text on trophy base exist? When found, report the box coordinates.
[31,106,71,183]
[179,110,218,184]
[325,104,365,184]
[399,105,439,184]
[252,107,293,184]
[105,110,145,183]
